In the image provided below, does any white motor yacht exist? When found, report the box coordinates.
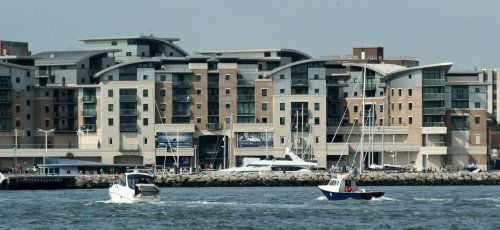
[109,170,160,202]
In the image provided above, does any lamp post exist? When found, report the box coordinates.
[14,129,17,173]
[38,128,55,165]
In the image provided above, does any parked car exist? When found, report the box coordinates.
[26,166,38,173]
[0,167,13,174]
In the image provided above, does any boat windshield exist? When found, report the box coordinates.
[328,179,339,186]
[127,174,155,189]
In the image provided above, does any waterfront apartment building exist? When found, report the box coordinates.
[0,35,490,172]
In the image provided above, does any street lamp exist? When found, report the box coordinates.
[37,128,55,165]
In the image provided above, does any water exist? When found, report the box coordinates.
[1,186,500,229]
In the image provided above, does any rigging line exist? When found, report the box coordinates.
[210,118,227,166]
[154,100,179,169]
[334,108,362,170]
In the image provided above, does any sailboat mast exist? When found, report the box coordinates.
[301,103,304,158]
[360,55,367,171]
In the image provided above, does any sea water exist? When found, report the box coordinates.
[1,186,500,229]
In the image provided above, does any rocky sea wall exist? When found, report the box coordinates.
[72,172,500,189]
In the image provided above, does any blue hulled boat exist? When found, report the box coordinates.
[318,174,384,200]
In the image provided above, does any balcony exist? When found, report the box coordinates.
[35,70,54,78]
[206,123,221,130]
[0,124,12,131]
[54,97,76,104]
[291,108,310,116]
[237,94,255,101]
[423,122,445,127]
[237,79,255,87]
[55,125,76,132]
[173,109,192,117]
[291,123,311,132]
[172,81,191,88]
[0,110,11,117]
[120,109,138,116]
[208,95,219,102]
[423,107,446,115]
[120,124,138,132]
[81,124,96,132]
[208,109,219,116]
[0,96,12,103]
[208,81,219,87]
[173,95,191,102]
[423,79,445,86]
[327,95,343,102]
[119,95,138,102]
[82,96,96,103]
[54,111,75,118]
[0,83,12,89]
[291,79,309,86]
[423,93,445,101]
[82,110,97,117]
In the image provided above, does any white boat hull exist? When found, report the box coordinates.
[109,184,160,202]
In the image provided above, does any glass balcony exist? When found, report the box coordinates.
[423,93,445,100]
[172,81,191,88]
[237,79,255,87]
[0,110,11,117]
[237,94,255,101]
[423,107,446,115]
[206,123,221,130]
[82,110,97,117]
[172,109,192,117]
[173,95,190,102]
[35,70,54,78]
[119,95,138,102]
[423,122,445,127]
[291,79,309,86]
[0,83,12,89]
[0,124,12,131]
[54,97,76,104]
[120,109,138,116]
[54,111,75,118]
[423,79,445,86]
[82,96,96,103]
[120,124,138,132]
[291,123,311,132]
[208,95,219,102]
[80,124,96,132]
[291,108,310,116]
[0,96,12,103]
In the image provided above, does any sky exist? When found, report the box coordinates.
[2,0,499,70]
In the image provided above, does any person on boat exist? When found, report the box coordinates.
[345,181,352,192]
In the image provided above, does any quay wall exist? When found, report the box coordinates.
[70,172,500,188]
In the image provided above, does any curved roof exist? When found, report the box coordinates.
[93,59,162,78]
[197,48,311,59]
[80,35,189,56]
[265,58,332,77]
[33,49,119,66]
[381,62,453,82]
[342,63,407,76]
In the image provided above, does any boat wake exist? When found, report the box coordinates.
[466,197,500,202]
[372,196,399,201]
[413,198,452,202]
[316,196,328,201]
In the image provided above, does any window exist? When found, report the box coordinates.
[126,52,132,56]
[475,102,480,108]
[262,117,268,123]
[143,89,148,97]
[108,104,113,112]
[108,75,113,81]
[280,117,285,125]
[144,138,148,145]
[109,138,113,145]
[409,74,412,79]
[225,89,230,95]
[15,77,20,83]
[354,105,358,113]
[197,117,202,123]
[143,104,148,111]
[45,91,49,97]
[354,92,358,96]
[262,103,268,111]
[261,89,268,96]
[160,75,166,81]
[315,89,319,94]
[27,71,30,77]
[16,120,20,127]
[16,105,20,113]
[27,86,31,91]
[409,103,413,110]
[475,116,480,124]
[45,106,49,113]
[398,117,402,125]
[391,103,394,110]
[314,74,319,79]
[399,103,402,110]
[81,64,85,69]
[108,118,113,126]
[225,74,230,80]
[108,90,113,97]
[196,74,201,81]
[196,89,202,95]
[15,91,20,98]
[475,88,480,93]
[160,104,166,111]
[197,103,202,109]
[264,52,271,57]
[391,89,394,96]
[280,89,285,94]
[160,89,166,97]
[409,116,413,124]
[409,89,413,96]
[314,103,320,111]
[280,74,285,79]
[111,41,117,46]
[280,103,285,111]
[280,136,285,144]
[315,117,320,125]
[398,89,402,96]
[143,118,148,126]
[225,103,230,109]
[143,75,148,80]
[380,91,384,96]
[379,105,384,112]
[27,114,31,120]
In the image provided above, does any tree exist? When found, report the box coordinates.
[65,152,74,159]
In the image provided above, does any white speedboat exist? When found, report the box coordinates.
[109,170,160,202]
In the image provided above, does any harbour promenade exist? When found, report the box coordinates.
[3,172,500,189]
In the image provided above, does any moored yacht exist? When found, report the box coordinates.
[109,170,160,202]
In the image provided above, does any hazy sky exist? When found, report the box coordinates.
[2,0,499,70]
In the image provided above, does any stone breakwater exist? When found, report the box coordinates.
[72,172,500,189]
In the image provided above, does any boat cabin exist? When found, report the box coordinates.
[118,173,155,189]
[327,174,358,193]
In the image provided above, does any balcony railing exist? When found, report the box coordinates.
[423,107,446,115]
[237,79,255,87]
[54,97,76,104]
[0,124,12,131]
[0,110,11,117]
[206,123,221,130]
[173,95,191,102]
[423,79,445,86]
[0,96,12,103]
[120,124,138,132]
[172,110,192,117]
[291,79,309,86]
[119,95,138,102]
[82,96,96,103]
[35,70,54,77]
[208,95,219,102]
[291,109,310,116]
[172,81,191,88]
[54,111,75,118]
[120,109,138,116]
[423,122,445,127]
[81,124,96,132]
[237,94,255,101]
[423,93,445,100]
[0,83,12,89]
[82,110,97,117]
[208,109,219,116]
[55,125,76,132]
[291,123,311,132]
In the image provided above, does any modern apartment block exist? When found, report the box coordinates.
[0,36,490,172]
